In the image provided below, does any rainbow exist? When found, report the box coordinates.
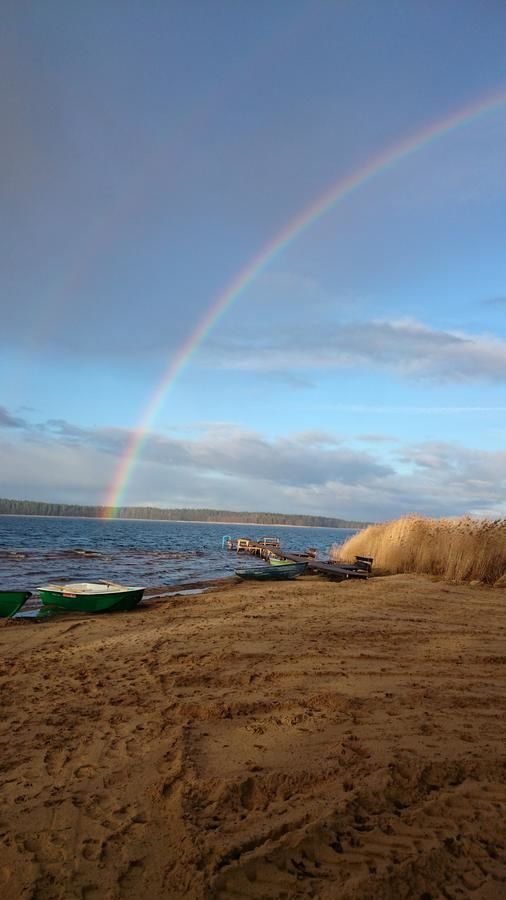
[103,85,506,516]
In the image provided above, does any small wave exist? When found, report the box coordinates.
[0,550,29,560]
[128,549,196,560]
[58,548,108,559]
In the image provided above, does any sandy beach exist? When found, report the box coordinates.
[1,574,505,899]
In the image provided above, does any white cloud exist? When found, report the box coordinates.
[2,410,506,520]
[205,318,506,383]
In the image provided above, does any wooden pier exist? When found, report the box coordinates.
[223,536,281,556]
[223,536,372,580]
[268,549,370,580]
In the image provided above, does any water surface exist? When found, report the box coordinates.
[0,516,357,594]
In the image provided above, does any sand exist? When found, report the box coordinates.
[0,574,505,899]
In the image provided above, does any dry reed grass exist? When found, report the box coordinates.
[332,515,506,584]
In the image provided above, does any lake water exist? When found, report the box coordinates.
[0,516,358,592]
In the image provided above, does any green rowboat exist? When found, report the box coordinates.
[235,563,306,581]
[0,591,32,618]
[38,581,145,613]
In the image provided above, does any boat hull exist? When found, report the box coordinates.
[38,588,144,613]
[235,563,306,581]
[0,591,32,618]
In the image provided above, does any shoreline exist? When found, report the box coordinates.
[0,513,363,529]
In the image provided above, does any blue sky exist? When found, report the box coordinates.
[2,0,506,520]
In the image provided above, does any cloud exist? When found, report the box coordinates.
[133,425,392,487]
[205,318,506,383]
[2,407,506,520]
[289,430,344,447]
[355,433,399,443]
[0,406,28,429]
[0,438,115,502]
[398,441,506,483]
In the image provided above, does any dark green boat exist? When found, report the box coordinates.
[0,591,32,618]
[38,581,145,613]
[235,563,306,581]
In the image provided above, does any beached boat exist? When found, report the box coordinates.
[269,556,302,566]
[38,581,145,613]
[235,563,306,580]
[0,590,32,618]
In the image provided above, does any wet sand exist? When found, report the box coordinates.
[1,574,505,898]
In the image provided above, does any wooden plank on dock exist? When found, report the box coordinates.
[308,560,368,579]
[267,549,368,579]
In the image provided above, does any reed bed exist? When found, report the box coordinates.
[332,515,506,584]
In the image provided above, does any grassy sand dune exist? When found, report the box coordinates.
[333,515,506,584]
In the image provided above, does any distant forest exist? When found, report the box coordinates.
[0,498,367,529]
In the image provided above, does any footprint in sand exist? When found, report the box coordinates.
[0,865,13,885]
[44,747,71,777]
[81,885,102,900]
[118,858,145,890]
[81,838,101,861]
[74,765,97,779]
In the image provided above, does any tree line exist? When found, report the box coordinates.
[0,498,367,529]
